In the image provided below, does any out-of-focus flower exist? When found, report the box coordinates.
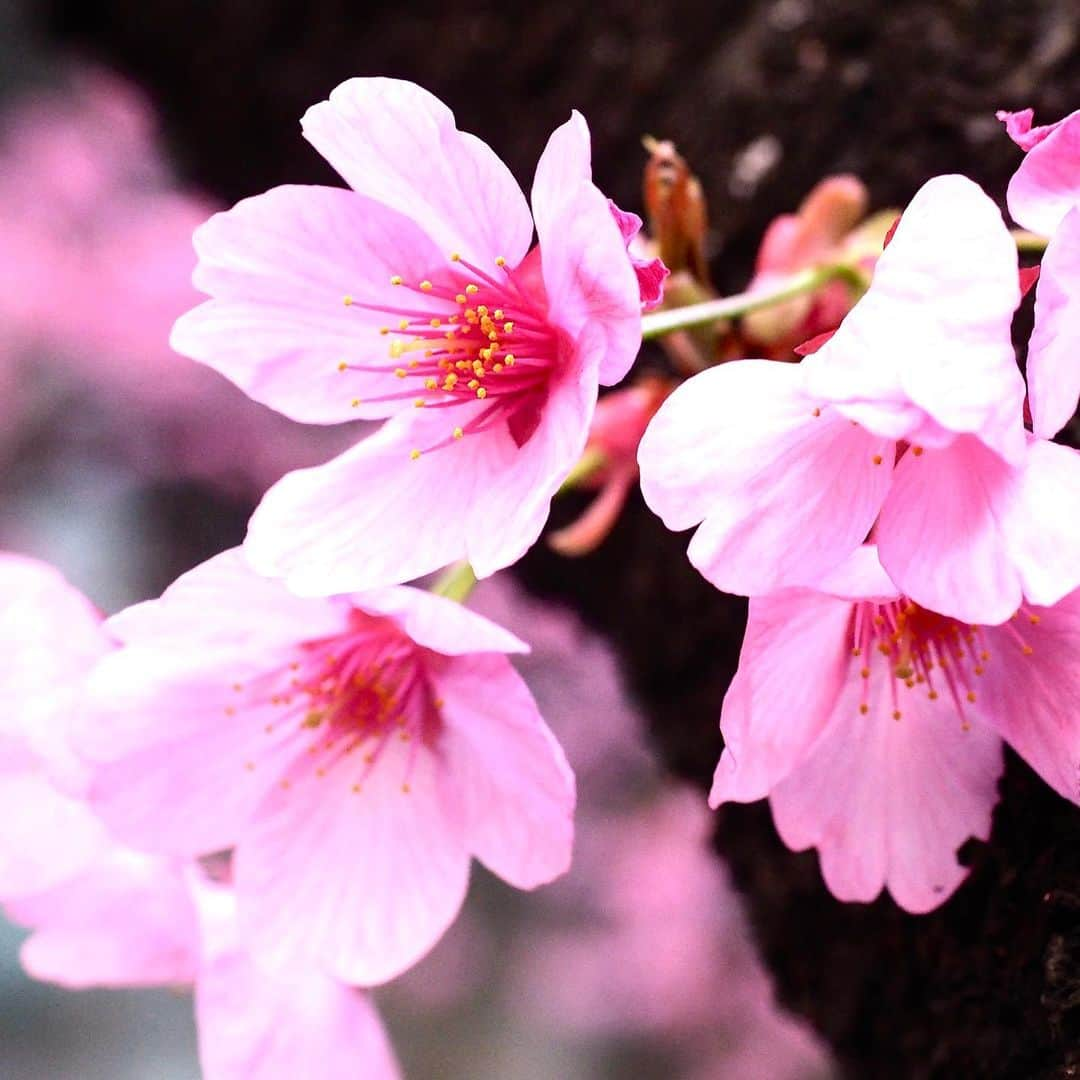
[0,67,355,493]
[549,376,673,556]
[999,107,1080,441]
[171,78,643,593]
[641,175,1080,623]
[79,549,575,986]
[0,552,399,1078]
[741,175,882,355]
[711,544,1080,912]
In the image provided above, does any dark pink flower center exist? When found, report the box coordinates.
[231,615,442,795]
[849,599,1036,726]
[341,251,561,454]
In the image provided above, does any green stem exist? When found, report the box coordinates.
[431,561,477,603]
[640,263,865,340]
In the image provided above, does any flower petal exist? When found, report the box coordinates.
[976,590,1080,802]
[352,586,528,657]
[301,77,532,265]
[771,667,1002,913]
[879,436,1080,623]
[195,881,400,1080]
[7,850,200,988]
[1001,106,1080,235]
[710,589,855,805]
[805,174,1024,463]
[436,653,575,888]
[531,111,592,239]
[1027,206,1080,439]
[172,185,452,423]
[638,360,893,596]
[235,738,470,986]
[536,174,641,387]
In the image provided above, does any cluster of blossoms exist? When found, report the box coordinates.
[3,73,1080,1074]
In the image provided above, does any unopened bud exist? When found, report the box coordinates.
[642,136,710,286]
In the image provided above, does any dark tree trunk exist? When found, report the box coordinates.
[30,0,1080,1072]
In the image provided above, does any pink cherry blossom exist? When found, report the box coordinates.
[609,200,669,308]
[711,544,1080,912]
[170,78,644,592]
[6,853,400,1079]
[640,174,1080,622]
[79,548,575,985]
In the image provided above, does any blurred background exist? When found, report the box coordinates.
[0,0,1076,1075]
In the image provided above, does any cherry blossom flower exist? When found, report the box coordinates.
[711,545,1080,912]
[640,173,1080,623]
[999,107,1080,441]
[79,549,575,986]
[6,853,401,1080]
[170,78,643,593]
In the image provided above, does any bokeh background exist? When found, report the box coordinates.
[0,0,1077,1075]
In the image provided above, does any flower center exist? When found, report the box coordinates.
[340,251,559,455]
[230,617,442,795]
[849,598,1036,727]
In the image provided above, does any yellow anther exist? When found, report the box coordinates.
[390,275,403,286]
[419,280,433,292]
[450,252,461,262]
[343,294,353,306]
[430,318,442,328]
[401,782,411,793]
[465,283,479,295]
[476,387,488,399]
[912,446,924,456]
[424,377,438,390]
[379,326,390,335]
[1029,614,1041,624]
[394,367,407,378]
[411,358,421,366]
[477,305,488,316]
[503,321,514,333]
[350,398,361,408]
[860,667,870,679]
[966,691,976,703]
[493,309,504,320]
[495,256,506,266]
[455,293,467,304]
[872,454,883,465]
[505,354,516,366]
[928,690,939,700]
[414,398,426,408]
[410,449,422,461]
[493,362,503,373]
[467,379,480,390]
[398,319,409,330]
[453,427,463,440]
[337,361,348,372]
[1022,644,1034,655]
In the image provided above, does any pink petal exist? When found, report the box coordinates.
[84,662,299,854]
[536,173,641,387]
[245,412,483,594]
[608,201,668,309]
[107,547,348,652]
[771,667,1002,913]
[301,78,532,265]
[195,880,400,1080]
[235,737,470,986]
[710,589,855,805]
[878,436,1080,623]
[351,586,527,657]
[172,185,452,423]
[1001,106,1080,235]
[464,345,599,577]
[1027,206,1080,438]
[805,175,1025,463]
[638,360,893,596]
[436,653,575,888]
[8,850,200,988]
[975,590,1080,802]
[531,111,592,240]
[0,743,108,898]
